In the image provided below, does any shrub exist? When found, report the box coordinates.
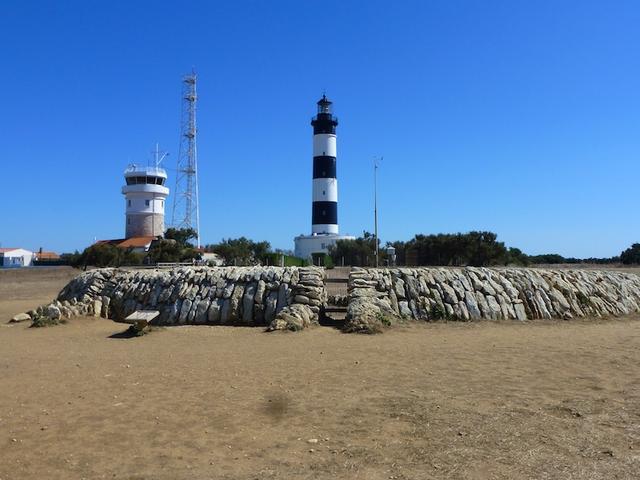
[376,312,392,327]
[430,303,446,320]
[30,316,66,328]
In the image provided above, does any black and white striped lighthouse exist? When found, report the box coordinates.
[294,95,354,261]
[311,95,339,235]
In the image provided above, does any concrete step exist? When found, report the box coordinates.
[324,306,347,313]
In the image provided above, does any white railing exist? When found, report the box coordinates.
[124,165,167,177]
[156,262,197,268]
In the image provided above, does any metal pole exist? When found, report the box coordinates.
[374,157,380,268]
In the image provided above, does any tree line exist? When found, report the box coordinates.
[68,228,202,268]
[328,231,640,267]
[65,229,640,268]
[69,229,306,268]
[328,231,528,267]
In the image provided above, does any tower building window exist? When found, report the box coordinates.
[145,200,150,206]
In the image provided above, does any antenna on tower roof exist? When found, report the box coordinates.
[152,143,169,168]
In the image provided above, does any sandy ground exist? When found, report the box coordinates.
[0,266,78,320]
[1,269,640,479]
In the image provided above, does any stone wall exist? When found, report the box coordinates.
[19,265,640,334]
[44,266,326,331]
[346,267,640,332]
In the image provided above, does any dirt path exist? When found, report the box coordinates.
[1,269,640,479]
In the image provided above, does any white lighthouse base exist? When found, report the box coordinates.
[294,233,355,263]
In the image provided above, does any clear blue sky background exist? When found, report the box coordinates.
[1,1,638,257]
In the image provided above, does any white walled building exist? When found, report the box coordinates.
[294,234,351,263]
[122,165,170,238]
[0,248,35,268]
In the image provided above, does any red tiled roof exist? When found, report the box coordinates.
[93,239,123,247]
[93,237,157,249]
[0,248,19,253]
[117,236,156,248]
[36,251,60,260]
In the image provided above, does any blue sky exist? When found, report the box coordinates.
[1,1,639,257]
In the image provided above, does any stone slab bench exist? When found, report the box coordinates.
[123,310,160,332]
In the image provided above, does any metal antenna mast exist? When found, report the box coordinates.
[171,71,201,247]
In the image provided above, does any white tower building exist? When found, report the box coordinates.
[294,95,354,263]
[122,164,170,238]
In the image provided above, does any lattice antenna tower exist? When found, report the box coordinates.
[171,71,201,247]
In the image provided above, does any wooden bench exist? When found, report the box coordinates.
[123,310,160,333]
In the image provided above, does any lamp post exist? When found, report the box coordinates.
[373,156,382,268]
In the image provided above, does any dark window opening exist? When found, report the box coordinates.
[126,175,166,185]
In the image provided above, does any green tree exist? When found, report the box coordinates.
[403,231,509,267]
[146,238,200,263]
[527,253,567,264]
[621,243,640,265]
[505,247,530,266]
[76,244,144,268]
[328,231,380,266]
[60,250,82,266]
[205,237,272,266]
[164,227,198,247]
[145,228,201,264]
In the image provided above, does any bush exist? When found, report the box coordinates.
[323,254,334,269]
[261,253,308,267]
[376,312,392,327]
[430,303,446,320]
[31,316,66,328]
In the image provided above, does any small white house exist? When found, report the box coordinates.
[0,248,35,268]
[294,233,355,262]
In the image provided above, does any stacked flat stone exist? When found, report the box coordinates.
[27,266,325,330]
[268,267,326,331]
[346,267,640,331]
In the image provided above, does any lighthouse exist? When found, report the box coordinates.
[122,163,170,238]
[294,95,354,262]
[311,95,339,234]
